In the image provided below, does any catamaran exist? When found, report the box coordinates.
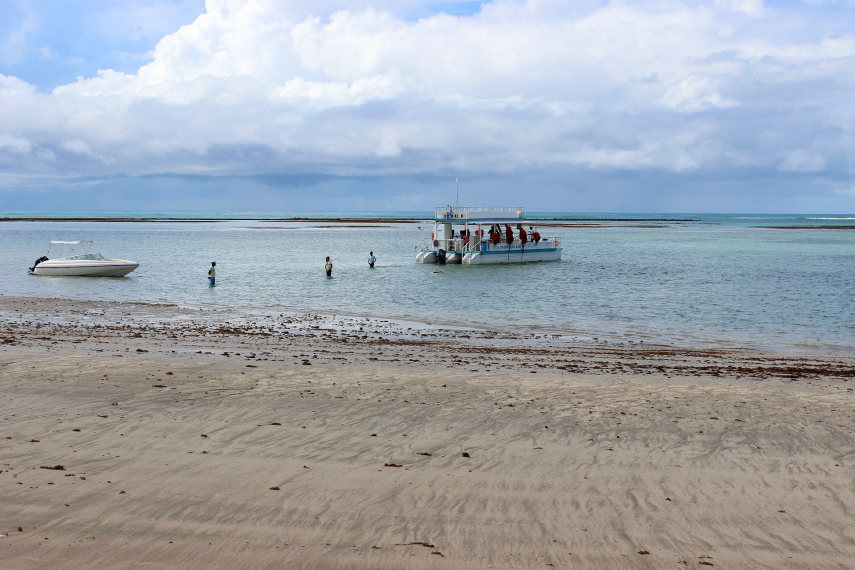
[28,241,139,277]
[415,207,562,264]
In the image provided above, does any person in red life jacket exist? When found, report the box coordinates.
[505,225,513,245]
[518,224,527,245]
[491,228,500,244]
[531,226,541,244]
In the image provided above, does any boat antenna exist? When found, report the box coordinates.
[456,177,459,211]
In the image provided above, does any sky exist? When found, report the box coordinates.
[1,0,854,213]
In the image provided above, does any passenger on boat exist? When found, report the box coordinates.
[505,225,513,245]
[532,228,541,244]
[490,229,500,245]
[518,225,527,245]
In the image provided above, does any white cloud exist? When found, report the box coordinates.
[661,74,741,112]
[60,139,115,164]
[715,0,765,16]
[0,0,853,202]
[273,75,400,109]
[0,132,33,154]
[0,1,39,66]
[93,0,207,44]
[778,150,826,173]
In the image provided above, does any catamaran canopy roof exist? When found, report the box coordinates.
[50,240,93,244]
[434,207,525,222]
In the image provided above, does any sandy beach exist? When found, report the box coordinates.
[1,295,853,569]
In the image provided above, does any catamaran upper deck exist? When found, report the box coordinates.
[434,206,525,222]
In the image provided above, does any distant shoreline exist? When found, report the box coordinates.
[0,216,698,223]
[6,217,855,229]
[768,225,855,230]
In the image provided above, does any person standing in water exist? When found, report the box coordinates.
[325,256,333,277]
[368,251,376,268]
[208,261,216,286]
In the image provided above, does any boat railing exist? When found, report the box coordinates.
[415,237,434,252]
[478,236,560,250]
[434,206,524,221]
[417,235,559,253]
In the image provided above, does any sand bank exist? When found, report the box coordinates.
[1,296,853,568]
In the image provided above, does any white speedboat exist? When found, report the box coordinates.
[29,241,139,277]
[415,207,562,264]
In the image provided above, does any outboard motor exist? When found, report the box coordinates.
[436,248,446,265]
[29,256,49,273]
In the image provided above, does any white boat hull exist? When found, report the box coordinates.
[416,245,562,264]
[30,260,139,277]
[462,246,562,264]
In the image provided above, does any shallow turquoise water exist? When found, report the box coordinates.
[1,214,853,352]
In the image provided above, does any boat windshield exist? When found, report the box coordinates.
[66,253,105,261]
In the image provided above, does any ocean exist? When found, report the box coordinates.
[1,212,853,353]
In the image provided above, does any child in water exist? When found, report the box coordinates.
[325,256,333,277]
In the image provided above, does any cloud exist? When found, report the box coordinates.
[834,182,855,197]
[715,0,765,16]
[0,132,33,154]
[661,74,741,112]
[0,0,854,211]
[778,150,826,172]
[0,0,39,66]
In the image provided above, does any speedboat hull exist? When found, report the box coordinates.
[30,259,139,277]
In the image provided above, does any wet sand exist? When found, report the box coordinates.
[1,295,853,569]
